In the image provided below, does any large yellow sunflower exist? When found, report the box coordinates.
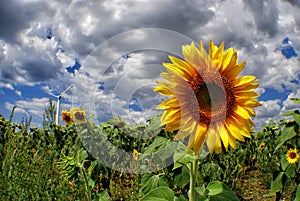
[154,40,261,154]
[286,148,299,164]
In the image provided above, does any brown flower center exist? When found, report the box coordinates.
[188,72,235,124]
[75,112,85,121]
[64,114,71,122]
[289,152,296,159]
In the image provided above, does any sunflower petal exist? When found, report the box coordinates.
[189,123,207,154]
[233,76,257,87]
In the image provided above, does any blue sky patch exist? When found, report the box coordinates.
[66,59,81,74]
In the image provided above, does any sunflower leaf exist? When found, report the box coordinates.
[294,184,300,201]
[292,110,300,125]
[290,98,300,104]
[94,190,110,201]
[270,172,284,195]
[281,154,290,171]
[206,181,240,201]
[275,123,297,151]
[173,142,194,170]
[140,186,174,201]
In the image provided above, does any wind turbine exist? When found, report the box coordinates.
[49,84,74,124]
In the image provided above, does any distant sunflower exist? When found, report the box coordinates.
[70,108,87,124]
[61,110,73,125]
[286,148,299,164]
[132,149,139,161]
[154,40,261,154]
[259,143,266,149]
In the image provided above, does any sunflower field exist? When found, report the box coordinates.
[1,41,300,201]
[0,98,299,201]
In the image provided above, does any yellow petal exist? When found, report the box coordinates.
[233,105,251,120]
[223,61,246,81]
[225,120,245,142]
[236,99,262,108]
[153,85,173,96]
[218,124,229,151]
[235,91,260,98]
[206,127,220,154]
[156,97,179,110]
[233,76,257,87]
[189,123,207,154]
[214,139,223,154]
[168,56,197,76]
[161,108,180,125]
[222,48,237,71]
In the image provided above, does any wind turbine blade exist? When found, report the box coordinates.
[61,84,74,95]
[48,92,59,98]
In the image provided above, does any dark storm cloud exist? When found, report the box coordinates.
[0,0,51,43]
[0,0,29,42]
[285,0,300,8]
[244,0,279,37]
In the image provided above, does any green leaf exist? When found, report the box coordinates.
[141,174,168,194]
[174,165,190,187]
[94,189,110,201]
[290,98,300,104]
[140,186,174,201]
[175,195,188,201]
[275,124,297,151]
[282,110,298,117]
[281,154,290,171]
[281,154,297,178]
[173,142,194,170]
[294,183,300,201]
[77,149,88,164]
[292,110,300,125]
[285,164,296,178]
[88,161,97,176]
[145,114,162,136]
[88,178,95,190]
[144,137,168,155]
[195,185,206,201]
[206,181,240,201]
[270,172,284,195]
[201,162,223,181]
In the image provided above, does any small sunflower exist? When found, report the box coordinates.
[70,108,87,124]
[259,143,266,149]
[132,149,139,161]
[286,148,299,164]
[61,110,73,125]
[154,40,261,154]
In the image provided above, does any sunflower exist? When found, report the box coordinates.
[70,108,87,124]
[259,143,266,149]
[61,110,73,125]
[154,40,261,154]
[286,148,299,164]
[132,149,139,161]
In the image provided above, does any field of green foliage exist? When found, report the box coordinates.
[0,99,299,201]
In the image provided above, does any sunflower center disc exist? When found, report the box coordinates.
[290,152,296,159]
[189,73,235,124]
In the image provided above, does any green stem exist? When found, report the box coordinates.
[189,152,199,201]
[80,163,92,201]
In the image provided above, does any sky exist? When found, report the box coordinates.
[1,0,300,129]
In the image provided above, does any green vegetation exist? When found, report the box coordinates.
[0,99,299,200]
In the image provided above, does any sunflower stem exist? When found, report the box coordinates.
[189,152,198,201]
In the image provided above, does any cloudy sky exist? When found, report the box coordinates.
[1,0,300,129]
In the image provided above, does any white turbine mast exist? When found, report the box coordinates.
[49,84,74,124]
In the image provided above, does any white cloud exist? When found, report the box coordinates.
[254,99,282,128]
[282,89,300,112]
